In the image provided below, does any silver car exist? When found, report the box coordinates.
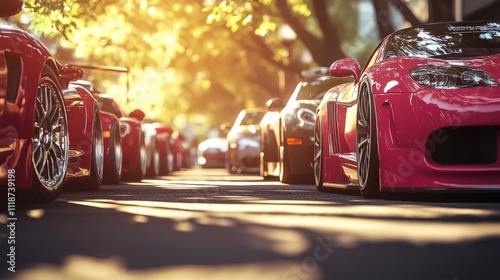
[226,108,267,174]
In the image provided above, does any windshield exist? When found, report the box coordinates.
[239,111,266,126]
[296,77,342,100]
[97,99,124,118]
[385,22,500,59]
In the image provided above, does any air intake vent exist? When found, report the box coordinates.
[429,126,498,165]
[5,52,21,103]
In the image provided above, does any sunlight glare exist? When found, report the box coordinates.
[148,6,156,15]
[26,209,45,219]
[245,227,310,256]
[13,256,312,280]
[68,199,500,247]
[130,215,149,223]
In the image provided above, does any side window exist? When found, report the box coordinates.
[365,49,380,71]
[362,37,389,72]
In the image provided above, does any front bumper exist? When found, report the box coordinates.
[230,137,260,173]
[375,87,500,191]
[284,126,315,176]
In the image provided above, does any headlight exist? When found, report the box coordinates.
[297,108,316,126]
[119,122,132,137]
[409,65,498,89]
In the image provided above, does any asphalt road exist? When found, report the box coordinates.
[2,167,500,280]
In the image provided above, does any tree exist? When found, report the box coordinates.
[20,0,422,135]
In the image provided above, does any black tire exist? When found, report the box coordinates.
[226,149,237,174]
[173,150,182,172]
[30,65,68,202]
[260,152,271,180]
[103,119,122,184]
[158,137,171,175]
[166,138,174,174]
[279,143,295,184]
[125,132,146,181]
[314,115,328,192]
[83,110,104,190]
[146,139,160,178]
[260,130,276,180]
[66,109,104,191]
[356,81,380,198]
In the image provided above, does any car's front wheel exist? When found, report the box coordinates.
[226,149,238,174]
[146,139,160,178]
[83,110,104,190]
[158,138,171,175]
[125,132,146,181]
[313,116,327,192]
[279,143,294,184]
[31,65,69,202]
[103,119,122,184]
[356,81,380,198]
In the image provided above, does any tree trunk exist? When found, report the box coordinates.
[428,0,454,22]
[389,0,422,26]
[373,0,395,38]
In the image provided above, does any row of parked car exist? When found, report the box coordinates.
[214,20,500,198]
[0,1,192,202]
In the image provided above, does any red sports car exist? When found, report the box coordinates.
[62,85,105,191]
[92,93,146,181]
[128,111,163,178]
[98,110,122,184]
[314,21,500,197]
[170,131,189,171]
[141,119,175,176]
[0,1,92,202]
[70,80,147,181]
[66,85,122,186]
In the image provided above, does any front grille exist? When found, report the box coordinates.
[428,126,498,165]
[242,156,259,168]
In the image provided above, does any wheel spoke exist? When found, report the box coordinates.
[33,143,44,168]
[47,147,59,180]
[35,97,45,121]
[313,118,322,185]
[313,128,320,160]
[51,140,64,160]
[358,145,367,184]
[358,138,368,162]
[45,154,54,181]
[48,103,61,126]
[42,86,50,113]
[357,119,367,130]
[36,147,47,176]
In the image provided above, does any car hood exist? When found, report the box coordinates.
[283,99,321,113]
[281,99,320,128]
[368,54,500,94]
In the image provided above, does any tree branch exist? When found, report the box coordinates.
[389,0,422,26]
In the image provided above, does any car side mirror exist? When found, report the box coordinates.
[129,109,146,121]
[266,97,285,112]
[329,58,361,83]
[59,65,84,89]
[1,0,23,17]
